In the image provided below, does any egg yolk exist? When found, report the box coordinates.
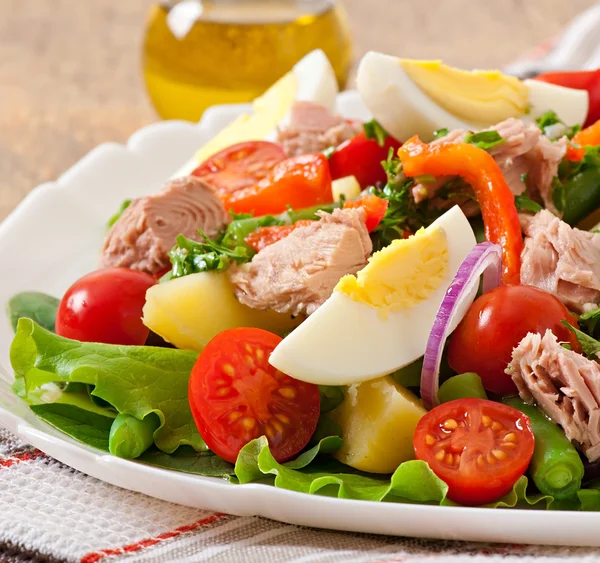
[400,59,528,126]
[336,225,449,315]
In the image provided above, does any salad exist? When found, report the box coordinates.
[8,50,600,510]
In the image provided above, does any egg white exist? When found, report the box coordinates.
[269,206,477,386]
[357,51,590,143]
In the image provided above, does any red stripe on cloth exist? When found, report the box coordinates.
[80,512,227,563]
[0,449,45,469]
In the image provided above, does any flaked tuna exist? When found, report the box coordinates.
[508,330,600,461]
[229,208,372,316]
[276,101,362,157]
[520,209,600,313]
[100,177,229,275]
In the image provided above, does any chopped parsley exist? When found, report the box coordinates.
[535,110,581,140]
[433,128,449,140]
[464,130,505,151]
[363,119,389,147]
[514,194,543,214]
[169,230,251,278]
[577,308,600,341]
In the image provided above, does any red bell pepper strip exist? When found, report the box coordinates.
[397,137,523,285]
[567,119,600,162]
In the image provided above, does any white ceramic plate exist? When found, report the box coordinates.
[1,91,599,547]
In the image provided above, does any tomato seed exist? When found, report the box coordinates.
[229,411,243,422]
[245,355,256,369]
[271,420,284,433]
[492,449,507,460]
[215,387,230,397]
[242,417,256,430]
[443,418,458,430]
[279,387,296,399]
[445,453,453,465]
[434,450,445,461]
[504,432,516,442]
[492,421,503,431]
[477,455,485,467]
[487,453,496,464]
[502,442,516,449]
[482,415,492,427]
[222,364,235,377]
[275,413,290,424]
[425,434,436,445]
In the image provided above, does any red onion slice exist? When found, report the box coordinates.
[421,242,503,410]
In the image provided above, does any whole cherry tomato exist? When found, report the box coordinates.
[447,285,580,395]
[56,268,156,345]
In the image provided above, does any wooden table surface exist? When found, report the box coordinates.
[0,0,596,221]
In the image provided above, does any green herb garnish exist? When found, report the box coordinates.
[514,194,543,214]
[464,130,505,151]
[535,110,581,140]
[433,128,449,140]
[363,119,389,147]
[107,199,132,230]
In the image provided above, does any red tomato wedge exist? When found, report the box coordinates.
[344,194,389,232]
[188,328,320,463]
[191,141,286,194]
[329,132,402,187]
[56,268,156,345]
[447,285,580,395]
[221,154,333,216]
[414,399,535,506]
[244,220,315,252]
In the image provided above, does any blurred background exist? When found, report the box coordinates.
[0,0,596,221]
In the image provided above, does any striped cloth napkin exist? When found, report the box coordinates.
[1,427,600,562]
[5,5,600,562]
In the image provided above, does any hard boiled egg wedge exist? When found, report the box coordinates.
[357,52,589,142]
[173,49,338,177]
[269,206,477,386]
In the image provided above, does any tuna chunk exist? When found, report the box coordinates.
[276,101,363,157]
[100,177,229,275]
[229,208,372,316]
[520,209,600,312]
[412,118,566,213]
[508,330,600,461]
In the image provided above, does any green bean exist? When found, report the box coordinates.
[562,167,600,226]
[109,413,160,459]
[503,397,584,499]
[438,372,487,403]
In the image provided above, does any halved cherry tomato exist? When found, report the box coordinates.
[244,220,314,252]
[188,327,320,463]
[344,194,389,232]
[447,285,580,395]
[56,268,156,345]
[191,141,286,194]
[414,398,535,505]
[329,132,402,187]
[534,70,600,128]
[222,154,333,216]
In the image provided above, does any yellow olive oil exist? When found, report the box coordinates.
[142,1,353,121]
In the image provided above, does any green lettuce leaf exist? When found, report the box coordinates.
[30,403,113,451]
[29,401,234,476]
[11,318,204,453]
[7,292,59,333]
[137,447,234,477]
[234,436,448,503]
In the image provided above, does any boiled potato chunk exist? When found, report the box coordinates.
[330,376,426,473]
[142,272,301,351]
